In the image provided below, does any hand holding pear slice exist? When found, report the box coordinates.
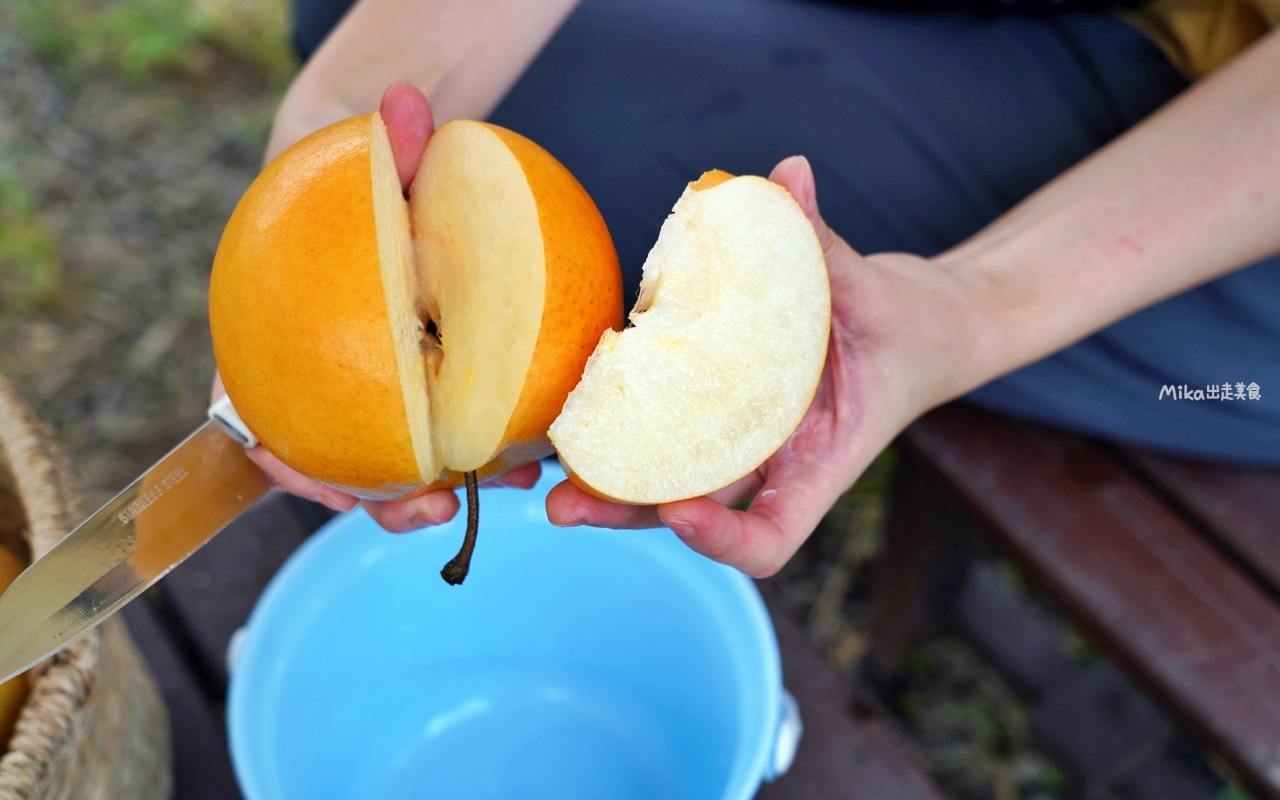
[550,170,831,504]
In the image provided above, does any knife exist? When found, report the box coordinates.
[0,396,273,684]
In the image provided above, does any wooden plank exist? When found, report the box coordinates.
[123,597,244,800]
[1125,450,1280,596]
[1118,748,1230,800]
[757,586,945,800]
[906,404,1280,800]
[951,562,1218,799]
[1028,661,1223,800]
[946,561,1076,701]
[865,449,975,679]
[158,494,333,690]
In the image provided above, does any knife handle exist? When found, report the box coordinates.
[208,395,260,449]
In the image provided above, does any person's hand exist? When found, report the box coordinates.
[545,155,985,577]
[210,83,542,531]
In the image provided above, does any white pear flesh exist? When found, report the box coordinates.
[549,174,830,504]
[410,121,546,473]
[371,117,440,484]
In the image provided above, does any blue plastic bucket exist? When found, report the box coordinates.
[228,462,798,800]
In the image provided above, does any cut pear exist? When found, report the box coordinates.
[549,174,830,504]
[212,111,621,582]
[374,117,558,484]
[375,117,620,585]
[374,118,621,486]
[410,122,548,474]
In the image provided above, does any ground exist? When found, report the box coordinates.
[0,2,1139,798]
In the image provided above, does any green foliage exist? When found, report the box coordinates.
[13,0,294,86]
[13,0,64,59]
[905,646,944,685]
[205,0,298,83]
[96,0,215,82]
[1219,783,1257,800]
[0,167,62,312]
[16,0,206,83]
[1040,766,1070,793]
[1064,628,1104,664]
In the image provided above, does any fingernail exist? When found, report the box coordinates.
[409,496,451,528]
[410,509,443,528]
[317,492,354,513]
[667,518,696,539]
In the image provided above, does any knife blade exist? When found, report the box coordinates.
[0,412,272,684]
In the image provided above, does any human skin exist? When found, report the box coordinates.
[215,1,1280,575]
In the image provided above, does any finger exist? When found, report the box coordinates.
[245,446,359,513]
[489,460,542,490]
[214,376,356,514]
[705,470,767,509]
[768,155,856,259]
[365,462,537,533]
[658,498,790,578]
[659,464,840,578]
[379,82,435,192]
[545,481,663,529]
[545,466,765,530]
[362,490,461,533]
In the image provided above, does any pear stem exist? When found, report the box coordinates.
[441,470,480,585]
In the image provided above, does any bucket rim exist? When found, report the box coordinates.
[228,459,783,800]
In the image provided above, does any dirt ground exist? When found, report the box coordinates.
[0,0,289,509]
[0,3,1133,798]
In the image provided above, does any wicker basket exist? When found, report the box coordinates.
[0,377,171,799]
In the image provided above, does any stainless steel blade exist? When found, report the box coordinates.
[0,421,273,683]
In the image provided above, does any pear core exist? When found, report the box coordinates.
[376,119,551,479]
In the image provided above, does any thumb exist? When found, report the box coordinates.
[768,155,852,259]
[379,82,435,193]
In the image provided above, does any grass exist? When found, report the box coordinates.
[0,0,295,504]
[0,167,61,313]
[14,0,294,87]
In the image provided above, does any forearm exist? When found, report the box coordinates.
[268,0,578,159]
[937,28,1280,393]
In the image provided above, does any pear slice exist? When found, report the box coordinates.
[371,117,441,486]
[409,122,551,474]
[377,118,623,486]
[549,172,830,504]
